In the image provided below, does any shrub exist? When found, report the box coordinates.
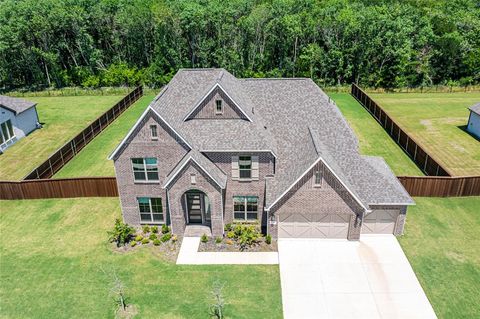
[153,239,161,246]
[201,233,208,243]
[130,241,137,247]
[151,226,158,233]
[215,237,223,244]
[135,235,143,242]
[224,223,232,232]
[149,233,157,240]
[171,234,178,243]
[108,219,135,247]
[141,238,150,245]
[162,224,170,234]
[265,234,272,245]
[226,231,235,239]
[161,233,172,242]
[233,224,261,250]
[142,225,150,234]
[225,239,234,245]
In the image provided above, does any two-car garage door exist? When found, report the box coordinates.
[278,212,350,238]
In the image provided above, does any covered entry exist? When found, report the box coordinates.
[362,210,398,234]
[184,190,211,225]
[278,212,350,238]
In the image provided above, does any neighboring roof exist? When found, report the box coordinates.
[163,150,227,189]
[111,68,413,209]
[469,102,480,115]
[0,95,37,114]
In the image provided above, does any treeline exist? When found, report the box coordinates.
[0,0,479,90]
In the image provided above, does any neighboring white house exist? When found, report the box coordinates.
[467,102,480,139]
[0,95,40,153]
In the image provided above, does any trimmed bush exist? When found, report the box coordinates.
[151,226,158,233]
[108,219,135,247]
[201,233,208,243]
[153,239,161,246]
[135,235,143,242]
[265,234,272,245]
[130,241,137,247]
[215,237,222,244]
[161,224,170,234]
[142,225,150,234]
[149,233,157,240]
[141,238,150,244]
[161,233,172,242]
[224,223,232,232]
[226,231,235,239]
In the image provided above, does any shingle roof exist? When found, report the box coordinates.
[0,95,37,114]
[114,68,413,209]
[469,102,480,115]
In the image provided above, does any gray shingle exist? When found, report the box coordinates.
[0,95,37,114]
[469,102,480,115]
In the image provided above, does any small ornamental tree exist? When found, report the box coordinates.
[209,281,226,319]
[108,219,135,247]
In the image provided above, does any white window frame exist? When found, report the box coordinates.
[150,124,158,140]
[233,196,258,221]
[0,119,15,147]
[190,173,196,184]
[215,99,223,115]
[137,197,164,224]
[131,158,159,182]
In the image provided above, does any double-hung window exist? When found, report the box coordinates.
[239,156,252,179]
[233,196,258,221]
[215,100,223,114]
[314,169,323,187]
[132,158,159,182]
[137,197,163,223]
[0,120,15,146]
[150,125,158,140]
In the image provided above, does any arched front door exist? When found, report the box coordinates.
[184,190,211,225]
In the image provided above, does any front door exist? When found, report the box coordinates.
[186,193,203,224]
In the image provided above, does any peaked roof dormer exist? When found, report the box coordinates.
[183,81,253,122]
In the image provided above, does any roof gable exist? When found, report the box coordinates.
[108,106,192,160]
[184,83,253,122]
[0,95,36,115]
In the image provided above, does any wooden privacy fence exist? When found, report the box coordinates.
[398,176,480,197]
[23,86,143,180]
[351,83,451,176]
[0,177,118,200]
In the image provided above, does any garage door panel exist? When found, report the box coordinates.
[362,210,398,234]
[278,212,350,238]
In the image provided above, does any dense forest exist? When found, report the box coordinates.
[0,0,479,90]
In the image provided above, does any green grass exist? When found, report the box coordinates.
[0,96,123,180]
[0,198,282,318]
[399,197,480,319]
[370,92,480,176]
[330,93,423,176]
[55,96,154,178]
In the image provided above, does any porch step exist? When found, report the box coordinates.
[184,225,212,237]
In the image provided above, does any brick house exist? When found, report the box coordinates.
[109,69,413,240]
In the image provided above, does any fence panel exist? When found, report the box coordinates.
[397,176,480,197]
[351,83,451,176]
[23,86,143,180]
[0,177,118,199]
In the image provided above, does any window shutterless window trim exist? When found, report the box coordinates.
[137,197,164,224]
[0,120,15,146]
[314,169,323,187]
[150,125,158,140]
[238,156,252,179]
[131,158,159,182]
[233,196,258,221]
[215,99,223,114]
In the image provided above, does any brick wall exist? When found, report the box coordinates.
[113,110,189,226]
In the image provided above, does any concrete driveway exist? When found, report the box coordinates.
[278,235,437,319]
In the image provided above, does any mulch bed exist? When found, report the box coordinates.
[198,237,277,252]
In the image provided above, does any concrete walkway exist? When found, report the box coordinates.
[278,235,437,319]
[176,237,279,265]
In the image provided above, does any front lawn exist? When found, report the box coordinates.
[370,92,480,176]
[399,197,480,319]
[0,96,122,180]
[0,198,282,318]
[54,96,154,178]
[330,93,423,176]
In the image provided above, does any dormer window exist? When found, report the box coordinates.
[150,125,158,140]
[215,100,223,114]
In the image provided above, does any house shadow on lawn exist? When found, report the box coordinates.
[457,125,480,142]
